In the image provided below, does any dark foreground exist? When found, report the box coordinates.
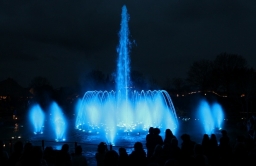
[1,117,255,166]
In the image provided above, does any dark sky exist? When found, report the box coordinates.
[1,0,256,88]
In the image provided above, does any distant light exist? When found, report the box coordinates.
[40,132,43,134]
[34,132,37,135]
[18,136,21,139]
[88,130,92,133]
[3,144,5,147]
[11,137,14,139]
[219,128,222,130]
[63,138,66,141]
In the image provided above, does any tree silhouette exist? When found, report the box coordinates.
[212,53,247,96]
[29,76,54,109]
[186,59,213,91]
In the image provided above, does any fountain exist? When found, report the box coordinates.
[75,5,178,144]
[29,101,67,141]
[49,102,67,142]
[197,100,224,134]
[28,104,45,134]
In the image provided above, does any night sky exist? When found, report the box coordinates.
[1,0,256,88]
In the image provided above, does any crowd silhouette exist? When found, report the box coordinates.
[1,127,256,166]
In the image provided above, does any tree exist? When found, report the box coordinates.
[81,70,110,91]
[29,77,54,109]
[212,53,247,96]
[169,77,189,94]
[186,59,213,91]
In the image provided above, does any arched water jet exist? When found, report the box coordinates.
[76,90,178,144]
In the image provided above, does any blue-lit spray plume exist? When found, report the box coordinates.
[49,102,67,141]
[211,102,224,130]
[76,5,178,144]
[197,100,224,134]
[29,104,45,134]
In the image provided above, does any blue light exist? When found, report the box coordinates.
[29,104,45,134]
[75,5,179,144]
[49,102,67,141]
[197,100,225,134]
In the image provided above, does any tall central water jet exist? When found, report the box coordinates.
[76,5,178,144]
[116,5,130,100]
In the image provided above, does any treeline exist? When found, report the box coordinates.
[169,53,256,98]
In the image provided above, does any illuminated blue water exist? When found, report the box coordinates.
[197,100,224,134]
[116,5,130,99]
[211,102,224,130]
[76,90,178,144]
[75,5,178,144]
[49,102,67,141]
[28,104,45,134]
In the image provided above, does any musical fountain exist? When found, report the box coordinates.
[75,5,178,144]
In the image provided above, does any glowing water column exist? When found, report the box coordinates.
[116,5,131,100]
[49,102,67,141]
[197,100,224,134]
[29,104,45,134]
[75,5,179,144]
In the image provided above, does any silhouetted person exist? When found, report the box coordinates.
[0,140,8,166]
[201,134,210,156]
[29,146,48,166]
[209,134,218,164]
[146,127,155,158]
[232,135,247,165]
[180,134,195,165]
[118,147,129,166]
[192,144,208,166]
[219,130,229,147]
[8,141,23,166]
[150,144,165,166]
[96,142,108,166]
[129,142,147,166]
[218,130,232,165]
[154,128,163,146]
[15,142,33,166]
[43,146,55,166]
[163,129,176,145]
[104,150,119,166]
[164,159,179,166]
[169,138,181,162]
[55,144,72,166]
[72,145,88,166]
